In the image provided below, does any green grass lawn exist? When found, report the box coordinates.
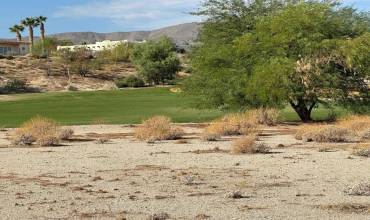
[0,88,222,127]
[0,87,354,127]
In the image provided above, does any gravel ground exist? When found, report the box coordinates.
[0,125,369,220]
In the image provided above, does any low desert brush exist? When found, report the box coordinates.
[352,144,370,157]
[13,116,61,146]
[232,135,270,154]
[301,126,354,143]
[295,124,323,140]
[134,116,183,141]
[205,112,260,136]
[295,115,369,142]
[337,115,370,135]
[255,108,280,126]
[201,132,221,142]
[59,128,74,140]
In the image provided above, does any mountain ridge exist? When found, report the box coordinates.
[49,22,201,46]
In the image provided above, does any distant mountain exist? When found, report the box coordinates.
[50,22,201,47]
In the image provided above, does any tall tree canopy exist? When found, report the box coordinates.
[184,0,370,121]
[132,37,180,85]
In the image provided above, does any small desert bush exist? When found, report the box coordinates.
[337,115,370,135]
[232,135,270,154]
[59,128,74,140]
[205,112,260,136]
[345,182,370,196]
[360,129,370,140]
[295,124,325,140]
[301,126,354,143]
[13,116,60,146]
[295,115,369,142]
[352,144,370,157]
[255,108,280,126]
[201,132,221,142]
[134,116,183,141]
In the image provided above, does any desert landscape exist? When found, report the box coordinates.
[1,0,369,219]
[0,115,369,220]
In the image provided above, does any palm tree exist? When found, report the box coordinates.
[9,25,25,42]
[35,16,47,53]
[21,17,39,53]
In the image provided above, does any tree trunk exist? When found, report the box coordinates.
[40,23,45,54]
[290,99,316,122]
[16,32,22,42]
[29,27,34,54]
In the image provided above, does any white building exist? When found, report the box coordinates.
[0,40,30,56]
[57,40,144,52]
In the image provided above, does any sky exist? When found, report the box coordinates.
[0,0,369,38]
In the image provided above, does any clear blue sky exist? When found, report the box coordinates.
[1,0,369,38]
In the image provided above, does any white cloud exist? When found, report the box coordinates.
[54,0,201,30]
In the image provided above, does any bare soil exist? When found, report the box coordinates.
[0,124,369,219]
[0,56,136,92]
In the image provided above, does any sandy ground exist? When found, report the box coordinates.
[0,124,369,220]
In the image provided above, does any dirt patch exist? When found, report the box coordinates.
[317,203,370,214]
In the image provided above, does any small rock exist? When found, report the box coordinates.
[225,191,245,199]
[147,212,170,220]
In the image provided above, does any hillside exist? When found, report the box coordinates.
[50,22,201,46]
[0,56,136,92]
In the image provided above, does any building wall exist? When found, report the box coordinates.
[0,43,29,56]
[57,40,145,52]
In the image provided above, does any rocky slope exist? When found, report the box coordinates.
[51,22,201,46]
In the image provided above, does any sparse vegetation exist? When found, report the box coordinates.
[345,182,370,196]
[13,116,60,146]
[201,132,221,142]
[301,126,354,143]
[134,116,184,142]
[256,108,280,126]
[352,144,370,157]
[1,79,27,93]
[205,111,260,136]
[115,75,145,88]
[59,128,74,140]
[337,115,370,137]
[295,115,370,143]
[232,135,270,154]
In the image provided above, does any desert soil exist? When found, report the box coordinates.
[0,124,369,220]
[0,56,135,92]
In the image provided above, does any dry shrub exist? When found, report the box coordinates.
[134,116,183,141]
[13,116,60,146]
[352,144,370,157]
[232,135,270,154]
[345,182,370,196]
[96,138,110,144]
[59,128,74,140]
[295,124,323,140]
[255,108,280,126]
[360,128,370,140]
[303,126,354,143]
[205,112,260,136]
[295,115,370,142]
[337,115,370,135]
[201,132,221,142]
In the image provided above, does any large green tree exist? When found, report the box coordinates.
[184,0,370,121]
[132,37,180,85]
[184,0,293,108]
